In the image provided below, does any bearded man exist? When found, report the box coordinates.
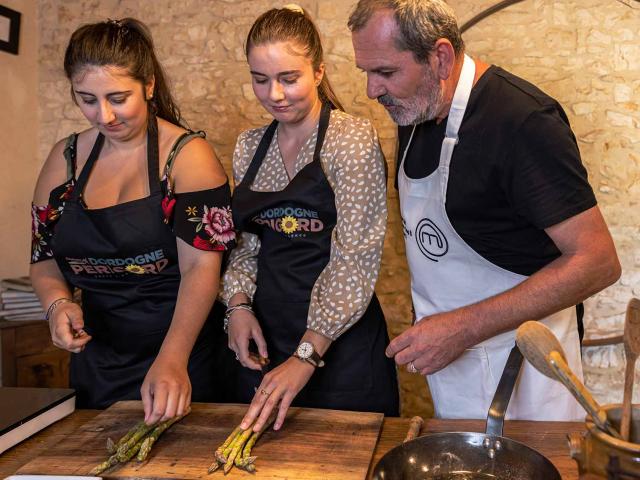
[349,0,621,420]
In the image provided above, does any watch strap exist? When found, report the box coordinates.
[293,350,325,368]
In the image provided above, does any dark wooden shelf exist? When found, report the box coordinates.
[0,319,69,387]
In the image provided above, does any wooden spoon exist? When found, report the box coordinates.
[515,320,560,378]
[516,320,623,440]
[621,298,640,441]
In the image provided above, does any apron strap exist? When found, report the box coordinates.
[63,133,79,181]
[240,102,332,188]
[71,132,105,202]
[439,54,476,197]
[444,54,476,142]
[398,125,417,182]
[146,116,161,195]
[312,102,331,162]
[240,121,278,188]
[71,116,162,202]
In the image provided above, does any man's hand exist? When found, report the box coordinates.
[385,312,473,375]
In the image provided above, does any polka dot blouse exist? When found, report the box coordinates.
[220,109,388,340]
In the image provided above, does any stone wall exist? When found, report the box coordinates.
[35,0,639,417]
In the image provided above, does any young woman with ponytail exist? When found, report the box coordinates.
[30,18,237,420]
[221,5,399,432]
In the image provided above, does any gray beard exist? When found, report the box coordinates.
[378,70,443,126]
[408,86,442,125]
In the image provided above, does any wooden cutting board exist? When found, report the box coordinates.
[17,401,383,479]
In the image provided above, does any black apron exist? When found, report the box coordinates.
[51,118,233,408]
[232,104,399,416]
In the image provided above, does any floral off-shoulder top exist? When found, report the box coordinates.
[31,131,236,264]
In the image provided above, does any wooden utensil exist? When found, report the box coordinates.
[621,298,640,441]
[546,350,621,439]
[403,416,424,443]
[515,320,560,378]
[516,321,623,440]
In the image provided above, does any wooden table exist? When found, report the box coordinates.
[0,410,583,479]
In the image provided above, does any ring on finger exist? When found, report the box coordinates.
[259,388,270,396]
[407,361,417,374]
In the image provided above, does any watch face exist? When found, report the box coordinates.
[297,342,313,359]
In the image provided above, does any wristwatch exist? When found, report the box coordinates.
[293,341,325,368]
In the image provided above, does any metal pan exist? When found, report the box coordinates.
[373,346,561,479]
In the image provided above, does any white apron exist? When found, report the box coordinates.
[398,54,584,421]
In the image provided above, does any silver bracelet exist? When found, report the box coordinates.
[223,303,254,333]
[45,297,74,322]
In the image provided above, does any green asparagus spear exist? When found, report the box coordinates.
[224,428,253,474]
[108,420,145,453]
[221,428,243,462]
[215,425,242,462]
[116,422,156,461]
[207,459,221,474]
[242,412,276,461]
[236,455,258,470]
[136,410,189,462]
[89,454,119,476]
[89,438,143,475]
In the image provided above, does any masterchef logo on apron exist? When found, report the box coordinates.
[64,248,170,277]
[402,216,449,262]
[252,206,325,238]
[397,55,583,421]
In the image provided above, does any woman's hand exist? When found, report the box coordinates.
[240,357,314,432]
[141,355,191,425]
[48,301,91,353]
[228,309,268,370]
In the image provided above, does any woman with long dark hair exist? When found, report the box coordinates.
[30,18,236,421]
[221,5,399,433]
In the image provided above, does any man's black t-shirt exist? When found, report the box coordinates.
[398,65,596,276]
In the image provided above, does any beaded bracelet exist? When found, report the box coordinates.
[45,297,74,322]
[223,302,254,333]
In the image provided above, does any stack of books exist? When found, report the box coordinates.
[0,277,45,322]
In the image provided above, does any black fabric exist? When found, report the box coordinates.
[398,65,597,276]
[232,104,399,415]
[50,117,235,408]
[171,184,235,250]
[63,133,78,180]
[32,130,235,265]
[577,302,585,344]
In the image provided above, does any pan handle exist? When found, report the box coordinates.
[485,345,524,437]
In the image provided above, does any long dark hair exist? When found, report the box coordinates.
[63,18,183,127]
[246,6,344,111]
